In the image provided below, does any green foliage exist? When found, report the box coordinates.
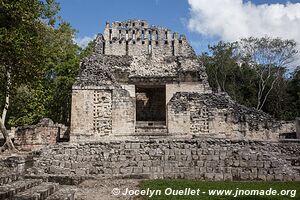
[201,38,299,120]
[239,37,298,111]
[0,0,60,84]
[239,37,297,67]
[5,22,82,126]
[42,22,81,125]
[0,0,57,128]
[0,0,85,127]
[200,42,259,108]
[7,84,49,126]
[79,39,96,59]
[206,41,239,92]
[283,68,300,119]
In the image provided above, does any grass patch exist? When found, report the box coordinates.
[139,180,300,200]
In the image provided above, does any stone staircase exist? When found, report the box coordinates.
[0,172,75,200]
[135,121,169,136]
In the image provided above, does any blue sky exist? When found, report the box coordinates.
[56,0,300,56]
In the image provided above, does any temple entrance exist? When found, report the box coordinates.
[135,85,166,125]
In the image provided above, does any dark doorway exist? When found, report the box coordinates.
[136,85,166,122]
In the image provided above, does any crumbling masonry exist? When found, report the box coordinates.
[70,20,294,142]
[11,20,299,183]
[1,20,299,200]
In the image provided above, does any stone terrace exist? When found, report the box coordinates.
[30,138,300,181]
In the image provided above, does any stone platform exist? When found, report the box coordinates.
[31,138,300,181]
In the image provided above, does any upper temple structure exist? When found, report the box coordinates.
[70,20,294,142]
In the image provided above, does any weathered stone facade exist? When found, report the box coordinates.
[168,92,293,140]
[31,139,300,181]
[14,118,67,151]
[70,19,296,142]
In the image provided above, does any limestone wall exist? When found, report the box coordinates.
[166,82,210,103]
[101,20,195,57]
[70,89,113,142]
[14,126,58,151]
[32,139,300,181]
[70,86,135,139]
[127,40,148,56]
[104,40,127,56]
[152,40,173,57]
[167,93,285,141]
[71,83,212,140]
[112,88,135,136]
[14,119,63,151]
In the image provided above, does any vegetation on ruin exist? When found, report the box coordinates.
[139,180,300,200]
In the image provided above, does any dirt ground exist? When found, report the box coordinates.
[71,178,142,200]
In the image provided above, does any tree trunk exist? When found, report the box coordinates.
[256,66,279,111]
[214,70,221,93]
[2,69,10,122]
[258,75,278,111]
[0,67,17,153]
[0,120,16,152]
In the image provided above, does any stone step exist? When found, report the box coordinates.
[135,127,167,130]
[13,182,59,200]
[136,121,166,127]
[46,187,75,200]
[0,179,42,199]
[135,126,168,134]
[134,130,169,136]
[135,129,168,133]
[0,173,22,186]
[25,174,94,185]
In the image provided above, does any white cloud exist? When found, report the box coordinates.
[187,0,300,67]
[74,35,96,48]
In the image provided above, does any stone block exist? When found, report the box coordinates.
[205,173,214,180]
[214,173,224,181]
[28,138,300,183]
[223,173,233,181]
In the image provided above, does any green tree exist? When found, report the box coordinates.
[5,22,82,127]
[265,67,300,120]
[286,68,300,119]
[202,41,239,93]
[239,37,298,110]
[43,22,80,125]
[79,39,96,59]
[202,37,299,120]
[7,84,50,126]
[201,42,259,109]
[0,0,60,152]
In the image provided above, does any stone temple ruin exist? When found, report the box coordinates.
[71,19,294,142]
[0,20,299,200]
